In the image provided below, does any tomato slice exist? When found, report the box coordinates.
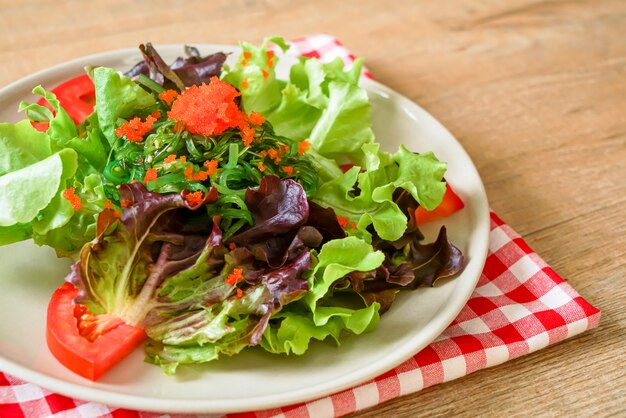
[414,184,465,225]
[339,163,355,173]
[33,74,95,132]
[46,282,145,381]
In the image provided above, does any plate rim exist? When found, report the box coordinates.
[0,44,490,413]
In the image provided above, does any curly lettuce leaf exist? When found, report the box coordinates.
[33,172,107,253]
[0,148,77,228]
[261,237,384,355]
[4,87,110,253]
[71,182,217,318]
[372,145,447,211]
[260,302,379,355]
[305,237,385,315]
[312,144,447,241]
[222,36,289,115]
[0,121,79,247]
[70,181,319,374]
[228,176,310,267]
[222,37,374,164]
[126,43,227,91]
[0,120,52,176]
[90,66,156,148]
[145,317,250,375]
[19,86,108,171]
[146,250,311,374]
[19,85,78,141]
[350,219,464,313]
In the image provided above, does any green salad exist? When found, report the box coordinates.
[0,37,463,380]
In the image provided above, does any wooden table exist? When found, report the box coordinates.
[1,1,624,416]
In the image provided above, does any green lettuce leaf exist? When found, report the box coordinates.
[312,144,447,241]
[0,87,110,253]
[19,85,78,142]
[222,38,374,164]
[221,36,289,116]
[305,237,385,315]
[306,77,373,162]
[0,120,52,176]
[261,237,384,355]
[264,81,322,139]
[277,57,374,163]
[372,145,448,211]
[18,86,108,171]
[90,66,156,148]
[260,302,379,355]
[33,172,107,253]
[0,223,32,246]
[0,148,77,227]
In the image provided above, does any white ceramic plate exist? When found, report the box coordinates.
[0,45,490,414]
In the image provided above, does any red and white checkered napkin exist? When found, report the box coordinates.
[0,35,601,418]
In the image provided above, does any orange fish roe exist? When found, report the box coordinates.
[225,267,244,286]
[183,164,194,180]
[266,50,275,68]
[228,242,237,251]
[159,90,179,105]
[236,288,243,298]
[168,77,244,136]
[257,161,266,172]
[143,168,158,184]
[241,78,249,90]
[248,112,265,126]
[297,140,310,156]
[282,166,294,176]
[262,70,269,78]
[259,150,268,157]
[203,160,218,175]
[115,113,158,142]
[151,111,161,119]
[167,77,262,147]
[184,164,210,182]
[120,199,132,208]
[163,154,177,164]
[179,156,187,164]
[243,51,252,59]
[184,191,204,206]
[267,148,281,163]
[62,187,82,210]
[113,209,121,218]
[195,171,210,181]
[240,124,255,146]
[337,215,350,228]
[241,59,248,67]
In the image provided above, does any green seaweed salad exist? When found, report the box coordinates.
[0,37,463,377]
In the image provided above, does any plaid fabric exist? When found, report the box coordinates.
[0,35,600,418]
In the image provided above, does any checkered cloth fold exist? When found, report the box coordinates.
[0,35,600,418]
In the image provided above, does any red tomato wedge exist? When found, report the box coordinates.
[33,74,95,131]
[414,184,465,225]
[339,163,355,173]
[46,282,145,381]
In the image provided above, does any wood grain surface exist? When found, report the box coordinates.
[1,0,624,416]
